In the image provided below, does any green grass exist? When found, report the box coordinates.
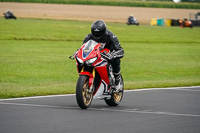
[1,0,200,9]
[0,18,200,98]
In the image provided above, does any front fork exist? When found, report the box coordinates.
[80,66,95,93]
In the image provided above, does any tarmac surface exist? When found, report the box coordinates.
[0,86,200,133]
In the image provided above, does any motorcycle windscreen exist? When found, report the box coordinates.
[83,40,98,58]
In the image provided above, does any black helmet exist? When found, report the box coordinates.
[91,20,106,39]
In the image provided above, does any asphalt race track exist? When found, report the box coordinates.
[0,86,200,133]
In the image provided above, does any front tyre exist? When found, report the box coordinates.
[105,75,124,106]
[76,75,93,109]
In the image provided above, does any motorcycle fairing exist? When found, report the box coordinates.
[79,71,94,87]
[77,40,99,61]
[79,70,109,99]
[93,80,110,99]
[93,59,109,85]
[76,40,111,99]
[94,59,107,68]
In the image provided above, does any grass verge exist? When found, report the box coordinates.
[0,18,200,98]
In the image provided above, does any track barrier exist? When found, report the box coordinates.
[150,18,200,27]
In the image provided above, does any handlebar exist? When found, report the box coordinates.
[69,56,74,60]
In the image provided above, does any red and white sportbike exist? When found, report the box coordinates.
[70,40,124,109]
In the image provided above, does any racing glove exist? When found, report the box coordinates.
[101,50,117,60]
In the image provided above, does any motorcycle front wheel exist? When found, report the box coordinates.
[76,75,93,109]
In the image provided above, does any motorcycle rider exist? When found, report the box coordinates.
[127,14,138,25]
[83,20,124,91]
[128,14,136,23]
[3,10,17,19]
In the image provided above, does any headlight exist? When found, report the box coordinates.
[77,57,84,64]
[85,57,97,65]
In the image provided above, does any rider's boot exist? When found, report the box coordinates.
[114,73,122,92]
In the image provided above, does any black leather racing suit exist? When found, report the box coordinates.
[83,29,124,76]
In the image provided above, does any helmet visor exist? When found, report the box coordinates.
[92,29,105,37]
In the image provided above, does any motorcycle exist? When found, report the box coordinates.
[127,17,139,26]
[69,40,124,109]
[3,11,17,19]
[179,19,193,28]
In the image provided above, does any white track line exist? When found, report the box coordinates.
[0,86,199,101]
[125,86,200,92]
[0,101,199,117]
[0,101,79,109]
[0,86,199,117]
[0,94,75,101]
[88,108,200,117]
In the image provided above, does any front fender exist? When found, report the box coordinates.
[79,71,94,87]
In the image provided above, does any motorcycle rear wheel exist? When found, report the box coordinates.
[105,75,124,106]
[76,75,93,109]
